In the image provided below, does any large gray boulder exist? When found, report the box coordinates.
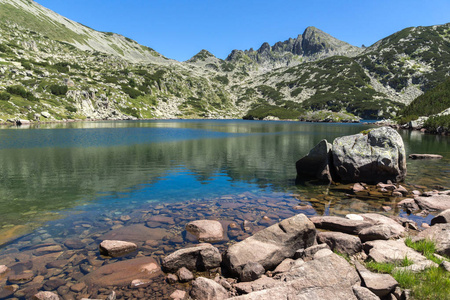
[310,216,372,235]
[317,231,362,255]
[332,127,406,183]
[363,239,430,264]
[162,243,222,273]
[230,253,360,300]
[359,213,405,238]
[355,262,398,297]
[431,209,450,225]
[295,139,333,183]
[224,214,316,275]
[415,194,450,211]
[190,277,228,300]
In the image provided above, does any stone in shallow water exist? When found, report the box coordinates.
[33,245,63,255]
[0,265,9,276]
[170,290,186,300]
[415,194,450,211]
[162,243,221,273]
[82,257,161,287]
[99,224,173,243]
[8,271,34,284]
[43,278,66,291]
[176,267,194,282]
[99,240,137,257]
[295,139,333,183]
[185,220,224,242]
[32,291,60,300]
[0,285,18,299]
[332,127,406,184]
[64,238,86,249]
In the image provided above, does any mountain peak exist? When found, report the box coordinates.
[187,49,217,63]
[226,26,361,71]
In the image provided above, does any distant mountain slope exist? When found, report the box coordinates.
[0,0,169,63]
[225,27,362,72]
[401,76,450,117]
[0,0,449,122]
[239,23,450,120]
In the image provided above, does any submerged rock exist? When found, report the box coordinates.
[82,257,161,287]
[409,154,443,159]
[99,240,137,257]
[32,291,60,300]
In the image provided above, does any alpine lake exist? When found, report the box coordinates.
[0,119,449,299]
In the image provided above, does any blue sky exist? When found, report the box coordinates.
[37,0,450,62]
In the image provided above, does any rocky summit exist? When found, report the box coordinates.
[0,0,449,122]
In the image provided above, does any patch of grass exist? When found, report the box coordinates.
[405,238,443,263]
[365,239,450,300]
[333,251,351,262]
[393,267,450,300]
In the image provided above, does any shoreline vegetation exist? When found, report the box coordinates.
[2,116,448,137]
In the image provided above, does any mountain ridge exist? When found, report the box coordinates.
[0,0,449,123]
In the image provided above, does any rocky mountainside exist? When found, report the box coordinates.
[0,0,169,64]
[0,0,449,122]
[225,26,362,73]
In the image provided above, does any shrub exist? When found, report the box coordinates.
[53,62,70,73]
[423,115,450,133]
[214,75,229,85]
[49,84,68,96]
[6,85,37,101]
[0,91,11,101]
[65,105,77,113]
[121,85,142,99]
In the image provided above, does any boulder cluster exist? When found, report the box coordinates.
[159,209,450,300]
[296,127,407,184]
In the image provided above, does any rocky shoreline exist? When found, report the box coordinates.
[0,126,448,299]
[0,181,449,300]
